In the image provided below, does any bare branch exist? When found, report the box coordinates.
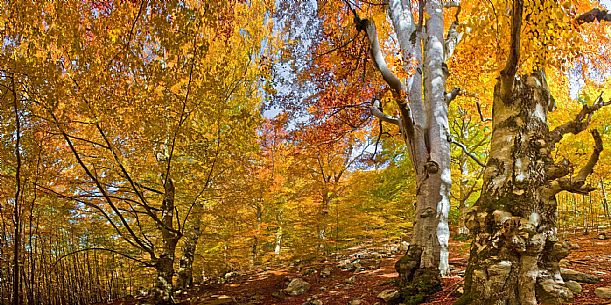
[445,21,464,60]
[444,1,464,61]
[576,8,611,24]
[476,101,492,122]
[445,87,462,104]
[63,133,110,149]
[550,92,610,145]
[35,183,154,252]
[546,159,571,181]
[361,18,405,96]
[548,130,603,195]
[371,99,400,125]
[444,1,460,8]
[43,108,155,256]
[51,247,154,271]
[449,137,486,167]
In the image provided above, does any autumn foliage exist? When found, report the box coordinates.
[0,0,610,305]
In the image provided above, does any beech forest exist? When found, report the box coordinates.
[1,1,611,305]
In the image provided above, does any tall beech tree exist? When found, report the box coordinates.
[341,0,462,297]
[459,2,611,304]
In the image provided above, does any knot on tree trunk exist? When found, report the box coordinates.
[424,160,439,174]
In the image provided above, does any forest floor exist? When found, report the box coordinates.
[113,231,611,305]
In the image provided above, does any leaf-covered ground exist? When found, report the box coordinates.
[110,231,611,305]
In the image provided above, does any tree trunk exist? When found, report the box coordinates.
[457,121,471,237]
[394,129,445,303]
[274,225,283,256]
[392,0,451,300]
[152,179,179,305]
[460,73,575,305]
[176,202,203,290]
[457,158,470,237]
[601,179,610,218]
[176,226,198,291]
[176,198,204,289]
[11,73,22,305]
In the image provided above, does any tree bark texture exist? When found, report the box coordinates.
[176,203,202,290]
[459,0,610,302]
[360,0,456,301]
[153,179,179,305]
[460,72,590,305]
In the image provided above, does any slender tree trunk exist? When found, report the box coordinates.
[601,179,610,219]
[457,123,471,237]
[317,193,330,254]
[252,204,262,265]
[274,225,283,256]
[423,0,451,278]
[176,202,203,290]
[152,179,179,305]
[457,159,470,237]
[11,73,22,305]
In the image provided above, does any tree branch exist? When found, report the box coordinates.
[476,101,492,122]
[576,8,611,24]
[445,21,464,60]
[546,159,571,181]
[500,0,524,100]
[444,1,464,60]
[362,19,405,96]
[51,247,154,271]
[35,182,154,252]
[550,92,610,145]
[45,109,155,256]
[444,1,461,8]
[445,87,462,104]
[449,137,486,167]
[371,99,400,125]
[548,129,603,195]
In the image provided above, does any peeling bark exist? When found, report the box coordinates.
[459,71,605,305]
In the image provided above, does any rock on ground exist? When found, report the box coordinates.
[565,280,582,294]
[377,289,401,303]
[200,295,235,305]
[321,267,332,277]
[560,268,600,284]
[302,298,323,305]
[284,278,311,296]
[595,287,611,298]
